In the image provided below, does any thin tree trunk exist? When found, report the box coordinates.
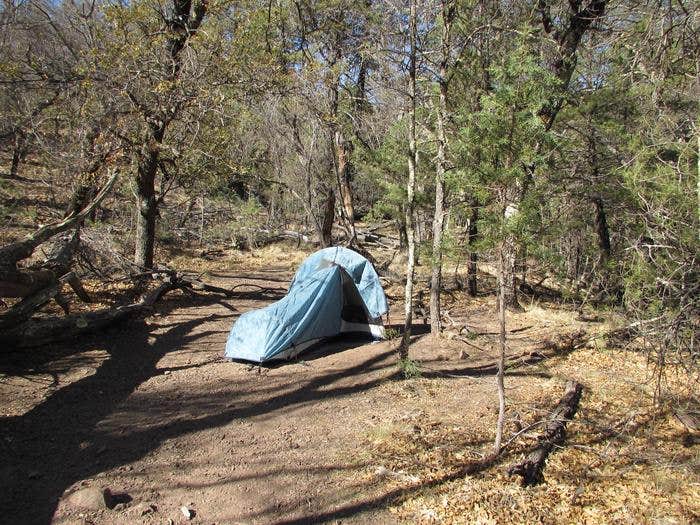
[10,134,25,179]
[335,130,357,243]
[494,241,507,453]
[593,196,611,260]
[467,205,478,297]
[429,0,454,336]
[400,0,418,359]
[177,197,197,228]
[566,233,581,281]
[397,218,407,249]
[500,231,522,311]
[199,194,205,246]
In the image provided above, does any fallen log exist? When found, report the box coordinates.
[0,273,235,349]
[0,278,178,349]
[0,271,87,329]
[508,380,584,486]
[0,230,96,327]
[0,282,62,330]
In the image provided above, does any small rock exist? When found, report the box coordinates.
[181,505,194,519]
[66,487,113,510]
[126,502,156,516]
[164,370,171,375]
[374,466,389,478]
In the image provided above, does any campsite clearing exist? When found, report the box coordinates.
[1,249,698,524]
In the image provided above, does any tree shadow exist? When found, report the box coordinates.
[270,454,501,525]
[3,195,62,211]
[0,284,568,524]
[0,292,404,524]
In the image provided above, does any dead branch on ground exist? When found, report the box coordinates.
[507,380,584,486]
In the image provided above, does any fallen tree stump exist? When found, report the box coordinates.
[508,380,584,486]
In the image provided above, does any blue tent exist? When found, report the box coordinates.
[225,247,389,363]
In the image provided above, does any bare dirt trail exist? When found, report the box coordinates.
[1,265,550,525]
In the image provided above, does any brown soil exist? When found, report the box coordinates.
[0,257,508,525]
[1,258,697,525]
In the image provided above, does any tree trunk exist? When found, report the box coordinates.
[177,197,197,228]
[566,233,581,282]
[494,242,507,453]
[10,134,25,179]
[467,205,478,297]
[500,231,522,311]
[131,0,207,268]
[134,140,160,269]
[400,0,418,360]
[429,0,454,337]
[593,196,611,260]
[397,218,408,249]
[335,129,357,243]
[320,187,335,247]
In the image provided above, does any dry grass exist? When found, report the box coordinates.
[165,242,311,276]
[362,302,700,525]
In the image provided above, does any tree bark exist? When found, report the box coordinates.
[508,380,584,486]
[397,218,407,249]
[494,242,507,453]
[320,187,335,247]
[335,129,357,243]
[593,196,611,260]
[400,0,418,360]
[467,205,478,297]
[134,135,161,269]
[10,133,25,179]
[500,228,522,311]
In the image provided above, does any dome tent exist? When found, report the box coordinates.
[224,247,389,363]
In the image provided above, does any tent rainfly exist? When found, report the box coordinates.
[224,247,389,363]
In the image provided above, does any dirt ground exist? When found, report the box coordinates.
[1,254,698,525]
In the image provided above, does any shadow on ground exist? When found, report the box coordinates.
[0,285,538,524]
[0,293,410,523]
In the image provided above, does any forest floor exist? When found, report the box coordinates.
[0,167,700,525]
[1,243,699,525]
